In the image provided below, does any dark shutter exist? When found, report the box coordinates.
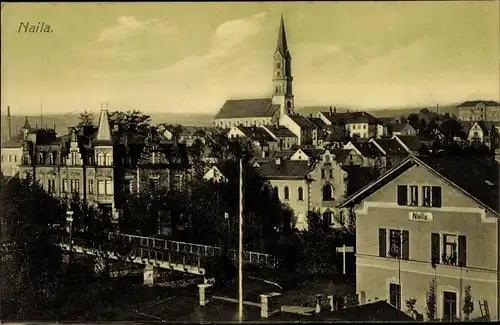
[431,186,442,207]
[402,230,410,260]
[379,228,387,257]
[458,235,467,267]
[397,185,408,206]
[431,233,440,266]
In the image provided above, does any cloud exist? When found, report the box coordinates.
[164,12,269,76]
[95,16,177,43]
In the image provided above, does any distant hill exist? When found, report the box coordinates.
[296,103,462,119]
[1,112,215,140]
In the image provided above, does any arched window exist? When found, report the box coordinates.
[284,186,289,200]
[322,184,333,201]
[273,186,279,198]
[298,187,303,201]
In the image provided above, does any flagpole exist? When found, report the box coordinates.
[238,158,244,321]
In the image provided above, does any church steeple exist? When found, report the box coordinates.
[272,14,294,119]
[276,15,289,58]
[95,104,113,146]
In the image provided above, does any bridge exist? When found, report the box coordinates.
[55,232,280,281]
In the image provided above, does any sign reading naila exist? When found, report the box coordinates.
[409,211,433,222]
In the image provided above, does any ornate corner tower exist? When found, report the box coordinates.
[272,15,294,118]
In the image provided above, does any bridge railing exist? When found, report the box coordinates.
[56,235,203,269]
[228,249,279,268]
[115,233,223,257]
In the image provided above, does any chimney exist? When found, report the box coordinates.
[329,106,333,116]
[7,106,12,140]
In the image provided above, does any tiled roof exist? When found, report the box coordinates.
[349,141,383,157]
[288,115,316,129]
[309,117,328,129]
[321,111,379,124]
[257,159,311,179]
[264,125,296,137]
[236,126,276,143]
[394,135,423,151]
[372,138,407,155]
[300,148,325,159]
[457,100,500,107]
[329,148,352,162]
[1,137,24,148]
[475,121,500,133]
[418,156,500,214]
[214,98,280,119]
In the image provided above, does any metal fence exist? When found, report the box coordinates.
[228,249,279,268]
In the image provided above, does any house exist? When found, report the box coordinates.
[458,100,500,122]
[343,140,386,168]
[389,123,417,136]
[214,16,296,129]
[369,137,410,169]
[256,157,312,230]
[261,124,298,150]
[279,114,317,146]
[1,116,33,177]
[339,155,500,321]
[202,165,227,183]
[227,125,279,154]
[392,135,425,155]
[461,121,500,148]
[318,108,387,139]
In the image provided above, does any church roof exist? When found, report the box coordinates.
[214,98,280,119]
[95,109,113,146]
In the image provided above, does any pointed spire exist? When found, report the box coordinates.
[22,116,31,130]
[276,14,289,57]
[95,107,113,146]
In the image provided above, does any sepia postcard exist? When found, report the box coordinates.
[1,1,499,323]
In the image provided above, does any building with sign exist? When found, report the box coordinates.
[339,155,500,321]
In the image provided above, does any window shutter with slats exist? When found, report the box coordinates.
[402,230,409,260]
[458,235,467,267]
[431,233,440,266]
[397,185,408,206]
[379,228,387,257]
[431,186,442,207]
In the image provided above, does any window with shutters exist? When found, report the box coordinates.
[397,185,408,206]
[422,186,432,206]
[380,228,409,260]
[389,283,401,310]
[284,186,289,200]
[409,185,418,206]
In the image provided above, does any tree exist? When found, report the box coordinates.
[108,110,151,135]
[462,285,474,320]
[0,175,65,319]
[407,113,421,132]
[425,279,437,321]
[75,111,97,134]
[405,298,417,318]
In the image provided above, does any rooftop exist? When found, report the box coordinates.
[215,98,280,119]
[458,100,500,107]
[257,159,311,179]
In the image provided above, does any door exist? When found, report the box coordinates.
[443,291,457,321]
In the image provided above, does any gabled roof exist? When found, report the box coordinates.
[320,111,379,125]
[371,138,408,155]
[348,140,383,157]
[342,166,381,197]
[340,155,500,216]
[257,159,311,179]
[309,117,328,129]
[288,115,316,129]
[235,126,276,143]
[393,135,423,151]
[264,125,296,138]
[457,100,500,107]
[390,123,413,133]
[215,98,280,119]
[329,148,352,162]
[472,121,500,134]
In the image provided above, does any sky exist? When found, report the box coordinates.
[1,2,499,115]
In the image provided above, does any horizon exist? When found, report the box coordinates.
[2,2,499,115]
